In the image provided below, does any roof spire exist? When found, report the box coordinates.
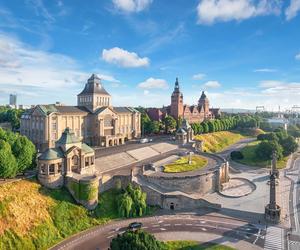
[175,77,180,90]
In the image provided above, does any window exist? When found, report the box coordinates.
[57,163,62,173]
[72,155,79,165]
[85,157,89,167]
[91,157,94,165]
[52,122,57,130]
[40,164,46,174]
[49,164,55,175]
[104,115,113,127]
[52,132,56,140]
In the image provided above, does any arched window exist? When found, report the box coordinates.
[72,155,79,165]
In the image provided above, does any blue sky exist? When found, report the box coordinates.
[0,0,300,110]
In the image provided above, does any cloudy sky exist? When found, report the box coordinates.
[0,0,300,111]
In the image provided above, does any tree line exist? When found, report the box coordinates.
[191,115,260,135]
[0,128,36,178]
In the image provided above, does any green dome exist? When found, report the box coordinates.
[39,148,63,160]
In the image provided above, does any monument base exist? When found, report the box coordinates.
[265,204,281,223]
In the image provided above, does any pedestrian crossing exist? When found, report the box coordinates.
[289,240,300,250]
[264,226,284,250]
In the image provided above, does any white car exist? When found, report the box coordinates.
[140,138,149,144]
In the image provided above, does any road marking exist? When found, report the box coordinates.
[163,224,171,226]
[253,229,261,245]
[264,226,284,250]
[152,225,160,227]
[174,224,181,226]
[160,228,166,231]
[186,223,193,226]
[141,226,148,229]
[107,235,115,239]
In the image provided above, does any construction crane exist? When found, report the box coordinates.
[256,106,265,112]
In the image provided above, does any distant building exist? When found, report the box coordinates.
[20,74,141,151]
[146,78,221,124]
[9,94,17,107]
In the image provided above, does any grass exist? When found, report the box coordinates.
[164,240,236,250]
[236,141,288,169]
[194,131,245,153]
[163,155,208,173]
[0,179,129,250]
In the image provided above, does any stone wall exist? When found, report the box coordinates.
[99,174,131,193]
[38,174,64,189]
[66,175,99,210]
[142,171,218,195]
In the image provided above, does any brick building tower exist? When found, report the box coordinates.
[170,77,183,120]
[198,91,209,114]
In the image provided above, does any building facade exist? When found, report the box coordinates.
[146,78,220,124]
[20,74,141,151]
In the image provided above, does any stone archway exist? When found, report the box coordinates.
[119,138,123,145]
[170,202,175,210]
[109,139,113,147]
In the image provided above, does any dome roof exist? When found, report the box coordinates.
[39,148,63,160]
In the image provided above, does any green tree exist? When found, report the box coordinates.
[117,193,133,218]
[0,140,18,178]
[12,136,36,172]
[148,121,160,134]
[281,136,298,156]
[255,140,283,161]
[110,230,163,250]
[202,122,209,133]
[163,115,176,133]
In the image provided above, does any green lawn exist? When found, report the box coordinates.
[164,241,236,250]
[163,155,208,173]
[236,141,288,169]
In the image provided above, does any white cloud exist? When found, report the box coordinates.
[138,77,168,89]
[203,81,221,88]
[102,47,149,68]
[295,53,300,60]
[259,80,282,88]
[193,73,206,80]
[285,0,300,20]
[97,74,120,82]
[197,0,281,25]
[0,33,118,102]
[254,68,277,73]
[112,0,152,12]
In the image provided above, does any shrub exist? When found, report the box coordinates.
[230,151,244,160]
[255,140,283,160]
[110,230,163,250]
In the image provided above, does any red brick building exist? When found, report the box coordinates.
[146,78,220,123]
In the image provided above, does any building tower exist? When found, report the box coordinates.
[9,94,17,108]
[198,91,209,113]
[170,77,183,120]
[77,74,111,112]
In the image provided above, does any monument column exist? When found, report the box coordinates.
[265,152,281,223]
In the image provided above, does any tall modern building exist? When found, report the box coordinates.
[20,74,141,151]
[9,94,17,107]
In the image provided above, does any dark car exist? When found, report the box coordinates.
[128,222,143,230]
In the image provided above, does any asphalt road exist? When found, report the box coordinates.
[50,214,265,250]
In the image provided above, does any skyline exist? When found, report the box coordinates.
[0,0,300,110]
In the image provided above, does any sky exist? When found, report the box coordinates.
[0,0,300,111]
